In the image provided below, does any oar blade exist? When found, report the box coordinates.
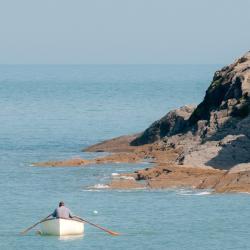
[108,231,120,236]
[76,216,121,236]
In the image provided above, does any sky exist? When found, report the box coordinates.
[0,0,249,64]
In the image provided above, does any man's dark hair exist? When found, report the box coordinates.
[59,201,64,207]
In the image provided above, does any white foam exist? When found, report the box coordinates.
[82,189,102,192]
[194,191,211,196]
[177,190,211,196]
[93,184,109,189]
[177,189,192,195]
[178,192,192,196]
[119,176,135,180]
[111,173,135,180]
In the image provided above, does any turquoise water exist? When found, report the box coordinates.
[1,65,249,250]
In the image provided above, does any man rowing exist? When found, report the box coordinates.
[21,200,120,236]
[52,201,74,219]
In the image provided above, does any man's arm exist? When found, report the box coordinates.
[52,209,57,218]
[68,209,74,218]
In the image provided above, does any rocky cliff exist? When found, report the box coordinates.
[131,51,250,170]
[131,105,196,145]
[37,51,250,193]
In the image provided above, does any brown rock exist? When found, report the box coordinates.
[131,105,195,146]
[108,179,145,189]
[33,158,92,167]
[33,152,142,167]
[83,134,139,152]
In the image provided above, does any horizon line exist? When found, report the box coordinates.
[0,63,223,66]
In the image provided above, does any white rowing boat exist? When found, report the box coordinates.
[39,218,84,236]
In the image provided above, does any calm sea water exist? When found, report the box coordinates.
[1,65,249,250]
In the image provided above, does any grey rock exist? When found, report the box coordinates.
[131,105,195,145]
[131,51,250,170]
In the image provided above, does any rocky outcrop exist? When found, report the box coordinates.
[190,55,250,125]
[130,51,250,170]
[108,164,250,193]
[132,52,250,145]
[33,152,142,167]
[131,105,195,145]
[189,51,250,138]
[84,134,139,152]
[80,51,250,192]
[37,51,250,193]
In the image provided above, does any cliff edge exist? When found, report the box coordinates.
[131,51,250,170]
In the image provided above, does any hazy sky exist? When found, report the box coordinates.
[0,0,249,64]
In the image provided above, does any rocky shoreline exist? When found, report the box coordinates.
[85,134,250,193]
[35,131,250,193]
[35,51,250,193]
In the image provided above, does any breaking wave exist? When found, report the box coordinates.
[177,189,211,196]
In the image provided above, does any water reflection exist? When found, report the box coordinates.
[58,234,84,241]
[36,230,84,241]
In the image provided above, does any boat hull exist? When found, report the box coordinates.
[40,218,84,236]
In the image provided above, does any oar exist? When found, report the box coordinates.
[20,213,52,235]
[74,216,120,236]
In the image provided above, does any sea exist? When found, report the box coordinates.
[0,64,249,250]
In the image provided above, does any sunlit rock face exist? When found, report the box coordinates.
[131,52,250,170]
